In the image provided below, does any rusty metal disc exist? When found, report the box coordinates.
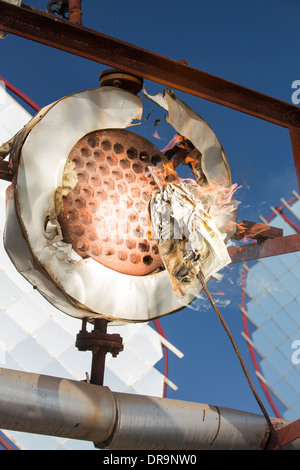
[57,128,171,276]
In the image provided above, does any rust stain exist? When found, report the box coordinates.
[209,406,221,446]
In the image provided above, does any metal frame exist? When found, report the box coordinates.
[1,1,300,448]
[1,1,300,265]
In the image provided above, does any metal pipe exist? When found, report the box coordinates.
[68,0,82,24]
[0,367,116,444]
[228,233,300,264]
[90,318,108,386]
[1,367,299,450]
[290,126,300,190]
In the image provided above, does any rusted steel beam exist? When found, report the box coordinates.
[232,220,283,241]
[289,126,300,190]
[1,2,300,129]
[68,0,82,24]
[228,233,300,264]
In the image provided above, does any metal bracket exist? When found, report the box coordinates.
[75,318,123,386]
[46,0,69,19]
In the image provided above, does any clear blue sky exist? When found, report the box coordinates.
[1,0,300,419]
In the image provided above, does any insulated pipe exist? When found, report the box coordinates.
[0,367,298,450]
[106,392,268,450]
[0,367,117,444]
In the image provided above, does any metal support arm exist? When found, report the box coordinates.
[0,367,299,450]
